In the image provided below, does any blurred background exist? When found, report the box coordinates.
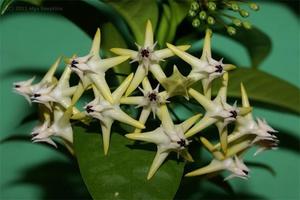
[0,0,299,199]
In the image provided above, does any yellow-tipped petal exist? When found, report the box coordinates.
[125,65,146,96]
[41,57,61,84]
[120,96,144,105]
[144,20,154,47]
[101,120,113,155]
[224,64,237,71]
[142,77,152,91]
[89,74,113,103]
[112,73,133,102]
[239,107,253,115]
[200,137,224,160]
[185,116,217,138]
[216,72,229,100]
[185,161,224,177]
[58,106,73,129]
[149,64,167,83]
[159,104,174,131]
[110,48,138,59]
[154,45,191,60]
[166,43,203,68]
[226,140,251,157]
[125,131,159,143]
[180,149,194,162]
[147,151,169,180]
[134,108,151,133]
[98,55,130,72]
[240,83,250,107]
[180,114,202,133]
[71,82,85,105]
[112,109,145,129]
[57,67,72,89]
[200,28,212,60]
[90,28,101,55]
[219,127,228,154]
[188,88,213,111]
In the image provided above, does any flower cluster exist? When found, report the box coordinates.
[188,0,259,35]
[13,20,278,180]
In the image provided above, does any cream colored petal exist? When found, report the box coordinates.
[154,45,191,60]
[57,106,73,129]
[149,64,167,83]
[147,151,169,180]
[180,149,194,162]
[101,118,113,155]
[90,28,101,56]
[185,116,217,138]
[134,107,151,133]
[120,96,144,105]
[125,130,161,144]
[144,20,154,47]
[125,65,146,96]
[158,104,174,131]
[142,77,152,91]
[41,57,61,84]
[188,88,214,111]
[96,56,130,72]
[112,73,133,102]
[166,43,204,68]
[200,29,212,60]
[240,83,250,107]
[224,64,237,71]
[226,140,251,157]
[216,72,229,100]
[89,74,113,103]
[111,108,145,129]
[185,160,224,177]
[239,107,253,116]
[63,86,77,97]
[57,67,72,89]
[110,48,138,59]
[71,82,85,105]
[200,137,224,160]
[180,114,202,133]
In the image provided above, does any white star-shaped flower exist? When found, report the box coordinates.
[110,20,190,96]
[185,155,249,181]
[84,74,145,155]
[31,106,73,148]
[125,104,201,179]
[120,77,169,133]
[167,29,236,95]
[13,57,60,103]
[66,28,130,103]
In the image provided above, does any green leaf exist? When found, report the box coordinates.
[156,4,171,47]
[101,22,131,82]
[1,0,43,15]
[105,0,158,44]
[228,27,272,68]
[225,68,300,115]
[74,125,185,200]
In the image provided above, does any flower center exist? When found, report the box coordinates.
[86,105,94,113]
[141,49,150,58]
[230,110,237,118]
[33,93,41,98]
[177,139,187,147]
[215,65,223,73]
[148,93,157,102]
[14,85,20,88]
[71,60,78,68]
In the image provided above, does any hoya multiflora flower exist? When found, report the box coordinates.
[110,20,190,96]
[188,0,259,35]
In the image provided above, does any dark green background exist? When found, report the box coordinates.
[0,1,299,199]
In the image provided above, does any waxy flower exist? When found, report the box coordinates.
[167,29,236,95]
[126,104,201,179]
[120,77,169,132]
[66,28,130,103]
[110,20,190,96]
[84,74,145,155]
[13,57,60,103]
[31,67,77,110]
[185,155,250,181]
[31,106,73,148]
[185,73,252,152]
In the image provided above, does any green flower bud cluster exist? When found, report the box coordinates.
[188,0,259,35]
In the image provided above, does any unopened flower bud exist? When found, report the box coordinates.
[191,1,200,11]
[188,9,197,17]
[249,3,259,11]
[232,18,242,26]
[207,2,217,11]
[199,11,207,20]
[192,18,201,28]
[239,9,249,18]
[227,26,236,35]
[207,16,215,25]
[242,21,252,29]
[231,3,239,11]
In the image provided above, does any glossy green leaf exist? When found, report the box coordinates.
[156,4,171,47]
[0,0,43,15]
[226,68,300,114]
[229,27,272,68]
[74,125,185,200]
[105,0,158,44]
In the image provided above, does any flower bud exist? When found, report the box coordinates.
[192,18,201,28]
[227,26,236,35]
[191,1,200,11]
[207,16,215,25]
[232,18,242,27]
[188,9,197,17]
[249,3,259,11]
[242,21,252,29]
[231,3,239,11]
[199,11,207,20]
[239,9,249,18]
[207,2,217,11]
